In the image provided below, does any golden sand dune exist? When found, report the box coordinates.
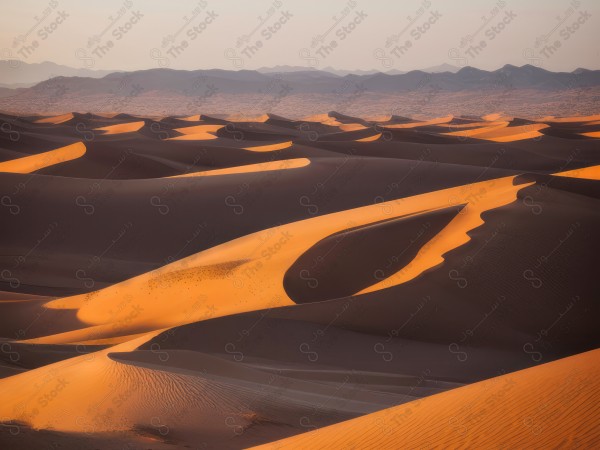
[555,164,600,181]
[443,122,509,138]
[227,113,269,122]
[0,142,86,173]
[32,174,531,344]
[94,121,145,135]
[355,133,382,142]
[34,113,74,124]
[581,131,600,138]
[242,141,293,152]
[252,349,600,449]
[169,158,310,178]
[469,123,549,142]
[173,124,224,135]
[381,114,453,129]
[338,123,368,131]
[168,124,224,140]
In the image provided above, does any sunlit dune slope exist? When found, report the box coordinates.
[242,141,293,152]
[0,142,86,173]
[444,123,549,142]
[167,124,224,140]
[252,349,600,449]
[34,175,530,344]
[94,121,145,135]
[381,114,453,129]
[34,113,74,124]
[169,158,310,178]
[356,133,381,142]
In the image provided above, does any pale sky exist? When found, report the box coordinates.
[1,0,598,72]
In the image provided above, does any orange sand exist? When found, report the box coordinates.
[0,142,86,173]
[252,349,600,449]
[94,121,145,135]
[242,141,293,152]
[356,133,382,142]
[169,158,310,178]
[381,115,453,129]
[34,113,74,124]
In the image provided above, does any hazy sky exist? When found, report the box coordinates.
[1,0,598,72]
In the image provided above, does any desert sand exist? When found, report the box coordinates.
[0,111,598,449]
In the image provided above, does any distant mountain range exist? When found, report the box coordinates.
[1,63,598,116]
[0,61,116,88]
[10,64,598,96]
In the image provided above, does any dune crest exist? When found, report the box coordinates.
[381,114,453,129]
[0,142,86,173]
[242,141,293,152]
[169,158,310,178]
[356,133,382,142]
[34,113,74,124]
[94,121,145,135]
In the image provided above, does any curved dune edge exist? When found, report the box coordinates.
[251,349,600,449]
[34,113,74,124]
[173,124,224,135]
[381,114,453,129]
[0,142,86,173]
[357,176,528,294]
[94,121,145,135]
[32,174,529,345]
[167,124,224,141]
[168,132,219,140]
[169,158,310,178]
[0,330,168,431]
[19,162,600,345]
[443,122,509,138]
[339,123,368,131]
[243,141,293,152]
[227,113,269,122]
[470,123,549,142]
[356,133,381,142]
[357,163,596,294]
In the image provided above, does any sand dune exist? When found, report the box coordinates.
[0,142,85,173]
[242,141,293,152]
[355,133,381,142]
[94,121,145,135]
[28,174,533,344]
[0,111,598,449]
[169,157,310,178]
[381,114,453,129]
[252,349,600,449]
[34,113,74,124]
